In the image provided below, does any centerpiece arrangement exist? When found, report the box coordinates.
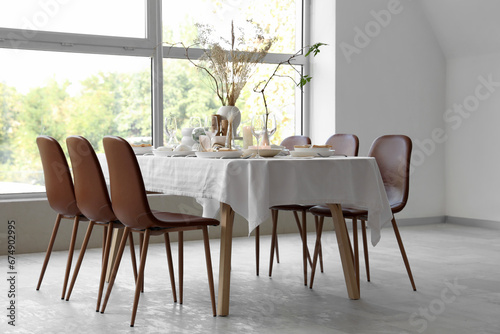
[184,21,274,148]
[252,42,326,147]
[167,21,326,154]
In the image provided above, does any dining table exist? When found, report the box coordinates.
[98,153,393,316]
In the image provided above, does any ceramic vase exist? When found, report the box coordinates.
[217,106,241,137]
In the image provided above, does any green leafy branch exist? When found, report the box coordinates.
[253,42,327,116]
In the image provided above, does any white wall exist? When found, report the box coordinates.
[311,0,447,219]
[446,53,500,220]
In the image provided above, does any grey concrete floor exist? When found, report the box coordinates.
[1,222,499,333]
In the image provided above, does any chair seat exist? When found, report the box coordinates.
[152,211,219,227]
[308,205,367,217]
[270,204,314,211]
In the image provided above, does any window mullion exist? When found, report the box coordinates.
[149,0,164,147]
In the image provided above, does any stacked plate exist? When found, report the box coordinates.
[290,145,335,157]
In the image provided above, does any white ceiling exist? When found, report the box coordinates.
[420,0,500,59]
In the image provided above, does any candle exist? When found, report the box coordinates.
[242,126,253,149]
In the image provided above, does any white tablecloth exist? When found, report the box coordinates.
[99,155,392,246]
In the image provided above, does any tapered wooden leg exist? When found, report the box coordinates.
[65,221,96,301]
[100,227,130,314]
[269,209,279,276]
[327,204,359,299]
[61,216,80,300]
[217,202,235,316]
[315,219,324,273]
[106,228,123,282]
[37,214,62,290]
[128,233,138,284]
[139,233,144,293]
[361,220,370,282]
[164,233,177,302]
[130,230,150,327]
[178,231,184,304]
[202,226,217,316]
[255,225,260,276]
[301,211,307,286]
[102,225,107,262]
[309,216,324,289]
[293,211,313,268]
[96,222,114,311]
[352,218,360,290]
[392,218,416,291]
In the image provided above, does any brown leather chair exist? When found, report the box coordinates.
[261,134,359,286]
[35,136,88,299]
[254,135,311,279]
[325,133,359,156]
[309,135,416,291]
[99,136,219,326]
[64,136,141,311]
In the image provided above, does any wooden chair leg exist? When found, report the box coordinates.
[61,216,80,300]
[202,226,217,316]
[315,218,324,273]
[300,211,308,286]
[128,233,138,283]
[138,233,144,293]
[164,233,177,303]
[100,227,130,314]
[102,225,107,262]
[269,209,279,277]
[65,221,96,301]
[274,212,280,264]
[361,220,370,282]
[96,222,115,312]
[293,211,313,268]
[352,218,359,290]
[255,225,260,276]
[130,230,150,327]
[37,214,62,290]
[178,231,184,304]
[309,216,324,289]
[392,218,417,291]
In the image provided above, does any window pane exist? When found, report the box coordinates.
[162,0,299,53]
[0,0,146,38]
[0,49,151,194]
[162,58,297,146]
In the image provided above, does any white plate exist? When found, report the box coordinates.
[243,148,282,157]
[290,150,336,157]
[132,146,153,155]
[294,146,332,153]
[153,150,194,157]
[195,150,243,158]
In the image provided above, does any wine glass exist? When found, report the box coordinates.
[165,116,179,146]
[265,113,277,144]
[203,116,219,150]
[189,116,202,129]
[251,115,266,158]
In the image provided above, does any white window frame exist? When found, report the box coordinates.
[0,0,309,199]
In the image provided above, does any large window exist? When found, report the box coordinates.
[0,0,306,196]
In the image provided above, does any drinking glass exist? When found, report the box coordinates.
[251,115,266,158]
[203,116,219,149]
[265,113,277,143]
[189,116,202,129]
[165,116,179,146]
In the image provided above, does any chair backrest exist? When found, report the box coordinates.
[368,135,412,213]
[280,135,311,151]
[325,134,359,156]
[36,136,81,217]
[103,136,155,230]
[66,136,117,223]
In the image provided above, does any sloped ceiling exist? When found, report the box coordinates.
[420,0,500,59]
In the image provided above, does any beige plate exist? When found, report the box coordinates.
[243,148,282,157]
